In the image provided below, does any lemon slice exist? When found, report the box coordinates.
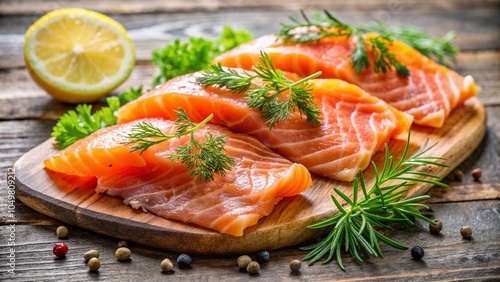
[24,8,135,103]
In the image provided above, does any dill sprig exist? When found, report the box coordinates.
[197,51,322,129]
[126,108,236,182]
[277,10,458,76]
[357,22,459,67]
[301,132,449,271]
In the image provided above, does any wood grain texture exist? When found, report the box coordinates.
[1,200,498,281]
[1,0,499,280]
[2,0,499,15]
[0,52,498,122]
[1,8,499,69]
[12,98,486,254]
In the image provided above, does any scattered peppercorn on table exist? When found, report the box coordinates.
[1,0,500,281]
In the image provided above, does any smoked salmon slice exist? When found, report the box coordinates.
[214,34,480,128]
[44,118,312,236]
[116,71,412,181]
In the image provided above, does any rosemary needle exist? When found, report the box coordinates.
[125,108,235,182]
[301,132,448,271]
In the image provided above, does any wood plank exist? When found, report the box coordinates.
[2,0,499,15]
[1,8,499,69]
[12,97,486,254]
[426,184,500,203]
[1,113,498,216]
[0,51,498,121]
[1,200,498,281]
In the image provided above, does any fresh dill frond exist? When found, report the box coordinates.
[125,108,235,182]
[197,52,322,129]
[358,22,459,67]
[277,10,459,76]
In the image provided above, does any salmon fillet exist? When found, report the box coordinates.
[44,118,312,236]
[214,34,480,128]
[117,71,412,181]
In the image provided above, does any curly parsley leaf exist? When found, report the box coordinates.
[151,26,254,87]
[51,86,143,149]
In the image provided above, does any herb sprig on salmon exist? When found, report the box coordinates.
[197,52,322,128]
[276,10,459,76]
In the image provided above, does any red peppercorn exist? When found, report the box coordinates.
[53,243,68,257]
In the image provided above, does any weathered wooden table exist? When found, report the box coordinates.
[1,1,499,281]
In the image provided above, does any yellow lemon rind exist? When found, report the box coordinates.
[24,8,136,104]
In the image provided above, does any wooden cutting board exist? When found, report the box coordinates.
[13,97,486,254]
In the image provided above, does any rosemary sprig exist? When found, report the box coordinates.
[126,108,236,182]
[197,51,322,129]
[277,10,458,76]
[301,132,449,271]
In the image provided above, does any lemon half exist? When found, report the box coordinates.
[24,8,135,103]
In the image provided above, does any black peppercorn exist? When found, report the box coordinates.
[256,251,270,263]
[177,254,192,268]
[411,246,425,260]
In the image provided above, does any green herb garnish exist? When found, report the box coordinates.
[51,86,143,149]
[52,26,254,150]
[152,26,253,87]
[126,108,236,182]
[277,10,459,76]
[197,51,322,129]
[357,22,459,67]
[301,132,448,271]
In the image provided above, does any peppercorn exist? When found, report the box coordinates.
[83,250,100,261]
[87,257,100,271]
[471,168,482,181]
[256,250,270,263]
[246,261,260,274]
[160,258,174,272]
[56,226,69,238]
[290,259,302,272]
[115,247,131,261]
[53,243,68,258]
[453,170,464,181]
[118,240,128,248]
[410,246,424,260]
[237,255,252,269]
[429,220,443,235]
[177,254,192,268]
[460,226,473,239]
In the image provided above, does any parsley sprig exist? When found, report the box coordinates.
[52,27,254,149]
[197,52,322,129]
[152,26,253,87]
[51,86,143,149]
[277,10,459,76]
[126,108,236,182]
[301,133,448,270]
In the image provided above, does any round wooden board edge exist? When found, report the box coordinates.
[12,139,323,254]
